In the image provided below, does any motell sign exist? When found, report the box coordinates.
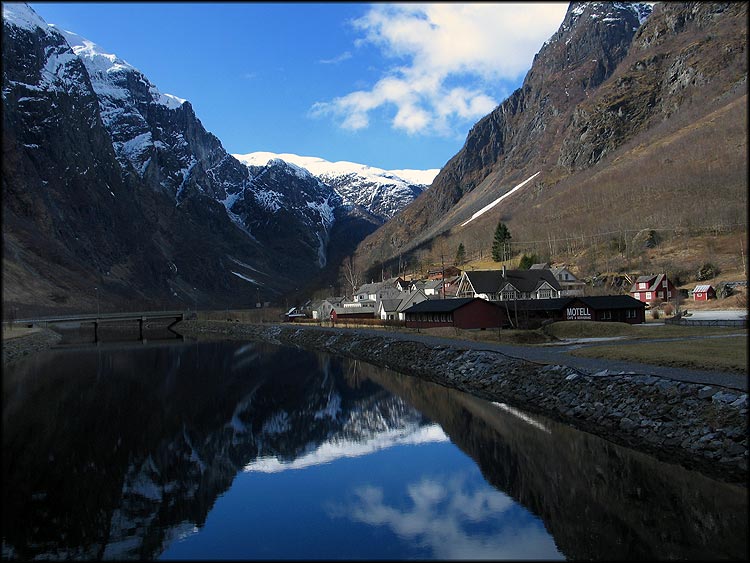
[566,306,591,320]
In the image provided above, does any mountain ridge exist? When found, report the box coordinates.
[349,1,747,284]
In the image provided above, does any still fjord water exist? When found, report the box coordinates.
[2,332,747,560]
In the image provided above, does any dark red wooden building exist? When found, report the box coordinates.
[402,298,507,329]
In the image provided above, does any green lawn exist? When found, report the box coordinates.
[569,336,748,373]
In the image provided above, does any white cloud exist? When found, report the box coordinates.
[319,51,353,65]
[329,474,563,560]
[311,3,568,136]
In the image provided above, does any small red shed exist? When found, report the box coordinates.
[692,284,716,301]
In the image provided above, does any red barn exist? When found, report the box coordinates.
[402,298,507,329]
[692,284,716,301]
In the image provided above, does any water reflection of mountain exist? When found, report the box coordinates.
[2,341,746,560]
[2,341,434,560]
[362,365,748,561]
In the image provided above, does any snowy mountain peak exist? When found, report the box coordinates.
[2,3,48,32]
[234,151,439,188]
[233,151,438,221]
[54,26,185,110]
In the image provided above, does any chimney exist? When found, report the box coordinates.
[502,265,506,277]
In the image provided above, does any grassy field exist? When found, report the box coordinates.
[2,326,39,340]
[568,336,748,373]
[544,320,747,340]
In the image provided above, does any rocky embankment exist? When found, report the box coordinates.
[177,320,748,484]
[2,328,62,366]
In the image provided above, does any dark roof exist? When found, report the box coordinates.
[378,298,402,312]
[464,271,504,293]
[512,295,646,312]
[464,269,561,294]
[504,269,561,292]
[402,297,481,314]
[512,297,571,311]
[575,295,646,309]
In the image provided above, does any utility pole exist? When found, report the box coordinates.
[441,252,446,299]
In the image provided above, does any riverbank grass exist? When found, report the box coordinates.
[569,336,747,373]
[2,326,39,340]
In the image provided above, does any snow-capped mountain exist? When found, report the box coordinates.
[2,3,426,311]
[234,152,439,222]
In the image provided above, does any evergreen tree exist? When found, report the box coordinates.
[518,253,540,269]
[455,242,466,265]
[491,221,512,262]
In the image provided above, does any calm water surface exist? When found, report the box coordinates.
[2,331,747,560]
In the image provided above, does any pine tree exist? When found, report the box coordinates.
[455,242,466,265]
[491,221,512,262]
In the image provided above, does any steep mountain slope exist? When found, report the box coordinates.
[351,1,747,280]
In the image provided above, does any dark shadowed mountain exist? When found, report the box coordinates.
[1,4,432,315]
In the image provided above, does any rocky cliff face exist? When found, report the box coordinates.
[352,1,746,277]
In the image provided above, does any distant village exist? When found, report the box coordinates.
[284,263,737,330]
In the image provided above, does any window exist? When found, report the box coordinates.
[538,289,552,299]
[646,292,652,300]
[634,292,640,300]
[626,309,636,318]
[501,290,516,300]
[639,282,647,289]
[601,311,612,320]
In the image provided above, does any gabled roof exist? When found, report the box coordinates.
[693,284,713,292]
[530,263,549,269]
[463,271,504,294]
[355,282,382,294]
[397,289,427,312]
[630,273,669,292]
[378,298,402,313]
[505,269,561,292]
[462,269,561,294]
[403,297,484,314]
[423,279,443,290]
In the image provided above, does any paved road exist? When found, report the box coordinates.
[312,326,747,392]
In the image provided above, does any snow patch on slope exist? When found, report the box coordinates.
[460,172,540,227]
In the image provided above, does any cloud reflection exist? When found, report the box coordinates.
[332,473,563,560]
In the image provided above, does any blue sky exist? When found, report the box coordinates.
[27,2,569,171]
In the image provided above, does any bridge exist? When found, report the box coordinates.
[12,311,186,342]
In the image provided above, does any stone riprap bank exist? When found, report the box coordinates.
[181,321,748,483]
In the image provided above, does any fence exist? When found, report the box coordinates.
[290,317,407,330]
[664,317,747,328]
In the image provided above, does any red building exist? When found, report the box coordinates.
[402,298,507,329]
[692,284,716,301]
[629,274,676,304]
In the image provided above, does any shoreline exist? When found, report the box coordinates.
[3,320,746,484]
[176,320,748,485]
